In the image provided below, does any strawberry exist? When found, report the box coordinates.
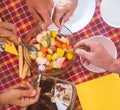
[49,45,57,52]
[61,59,69,68]
[66,37,70,45]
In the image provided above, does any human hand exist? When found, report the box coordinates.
[52,0,78,28]
[0,22,19,45]
[74,38,115,70]
[27,0,54,29]
[0,81,41,107]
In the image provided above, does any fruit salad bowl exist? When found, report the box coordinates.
[23,24,76,76]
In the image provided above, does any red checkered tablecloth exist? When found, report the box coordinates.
[0,0,120,110]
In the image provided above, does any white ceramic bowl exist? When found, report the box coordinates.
[54,0,96,33]
[82,36,117,73]
[100,0,120,28]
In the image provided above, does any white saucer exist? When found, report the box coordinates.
[54,0,96,33]
[100,0,120,28]
[82,36,117,73]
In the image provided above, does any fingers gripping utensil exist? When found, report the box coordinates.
[67,45,90,53]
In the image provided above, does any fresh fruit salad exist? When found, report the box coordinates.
[28,29,75,72]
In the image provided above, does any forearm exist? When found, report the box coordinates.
[0,91,9,105]
[0,93,4,105]
[107,59,120,74]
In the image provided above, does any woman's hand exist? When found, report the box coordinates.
[0,22,19,45]
[74,38,116,71]
[52,0,78,28]
[27,0,54,29]
[0,82,41,107]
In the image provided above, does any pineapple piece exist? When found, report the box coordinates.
[48,48,53,54]
[46,34,50,47]
[46,54,52,61]
[50,61,58,68]
[56,48,65,57]
[51,31,58,38]
[47,30,51,37]
[52,53,59,61]
[50,37,56,46]
[34,44,40,50]
[41,40,48,48]
[66,52,74,60]
[60,36,67,43]
[30,53,37,59]
[37,51,44,57]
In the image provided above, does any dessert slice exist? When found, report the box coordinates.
[54,83,73,110]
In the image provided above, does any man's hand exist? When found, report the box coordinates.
[74,37,115,70]
[0,22,19,45]
[0,82,41,107]
[52,0,78,28]
[27,0,54,29]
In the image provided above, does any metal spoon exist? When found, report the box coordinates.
[19,42,38,54]
[67,45,90,53]
[38,64,46,72]
[27,45,38,54]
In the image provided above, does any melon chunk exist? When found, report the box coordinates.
[36,57,48,65]
[36,34,43,43]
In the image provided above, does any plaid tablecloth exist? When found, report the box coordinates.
[0,0,120,110]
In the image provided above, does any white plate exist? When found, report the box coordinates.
[100,0,120,28]
[65,0,96,33]
[54,0,96,33]
[82,36,117,73]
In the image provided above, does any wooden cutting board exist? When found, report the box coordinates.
[76,73,120,110]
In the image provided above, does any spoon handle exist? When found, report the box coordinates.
[34,74,41,89]
[67,45,90,53]
[77,45,90,51]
